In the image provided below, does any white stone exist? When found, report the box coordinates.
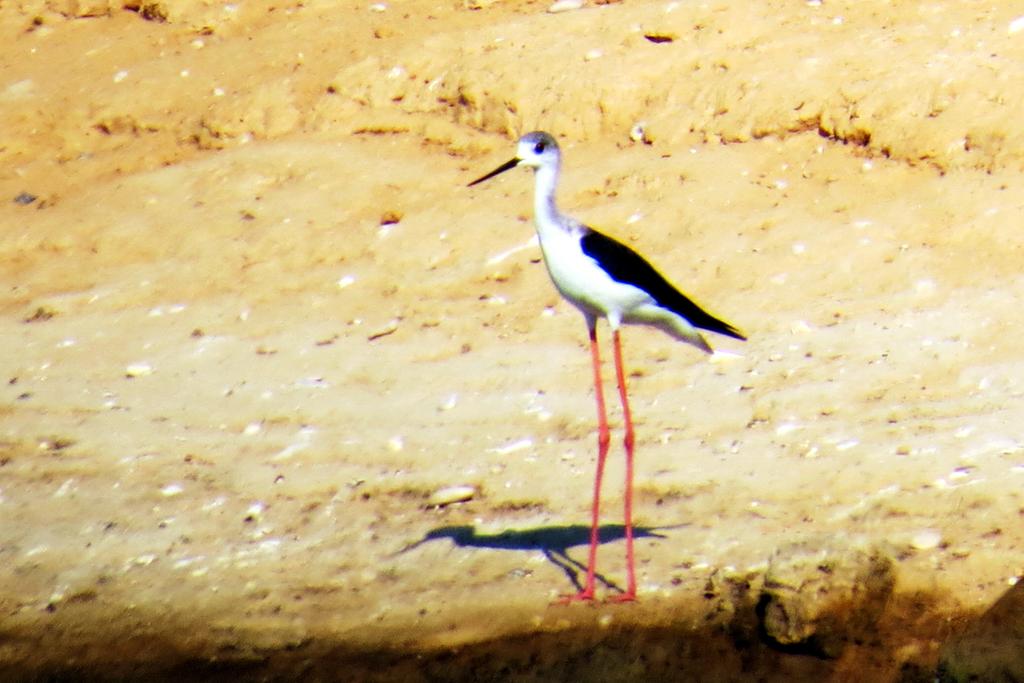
[910,529,942,551]
[548,0,583,12]
[428,485,476,506]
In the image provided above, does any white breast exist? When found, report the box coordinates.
[536,228,653,324]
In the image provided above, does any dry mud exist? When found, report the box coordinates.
[2,0,1024,680]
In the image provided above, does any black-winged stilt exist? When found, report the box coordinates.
[468,131,745,603]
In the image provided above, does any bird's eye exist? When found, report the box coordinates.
[533,140,546,154]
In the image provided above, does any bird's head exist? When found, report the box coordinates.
[468,131,560,187]
[514,131,560,169]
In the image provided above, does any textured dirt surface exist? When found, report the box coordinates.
[3,0,1024,680]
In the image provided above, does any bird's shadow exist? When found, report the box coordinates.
[396,523,684,595]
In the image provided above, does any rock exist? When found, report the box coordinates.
[703,568,760,631]
[909,528,943,551]
[125,362,153,378]
[547,0,583,12]
[759,539,896,658]
[427,485,476,507]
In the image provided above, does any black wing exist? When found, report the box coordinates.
[580,228,746,341]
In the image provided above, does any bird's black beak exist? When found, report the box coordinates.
[468,157,520,187]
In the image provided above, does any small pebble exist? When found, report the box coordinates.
[202,497,226,511]
[775,422,801,436]
[46,588,67,608]
[131,553,157,567]
[910,529,942,551]
[548,0,583,12]
[709,350,743,364]
[161,483,184,497]
[125,362,153,378]
[629,122,651,144]
[428,485,476,506]
[53,480,73,498]
[488,438,533,455]
[173,557,201,569]
[244,502,265,522]
[914,279,937,295]
[368,319,399,341]
[643,32,676,44]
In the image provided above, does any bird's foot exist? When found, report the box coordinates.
[554,589,596,605]
[604,591,637,604]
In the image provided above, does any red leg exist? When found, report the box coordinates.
[607,329,637,602]
[558,325,609,604]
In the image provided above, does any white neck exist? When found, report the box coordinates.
[532,162,564,239]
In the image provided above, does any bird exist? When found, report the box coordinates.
[468,131,745,603]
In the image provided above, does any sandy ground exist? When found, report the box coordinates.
[3,0,1024,680]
